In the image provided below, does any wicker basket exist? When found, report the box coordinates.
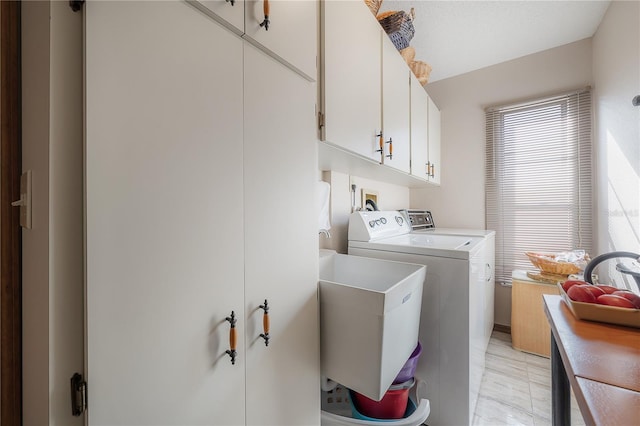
[364,0,383,16]
[377,8,415,51]
[409,60,432,86]
[400,46,416,63]
[525,252,583,276]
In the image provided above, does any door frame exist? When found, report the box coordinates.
[1,1,23,425]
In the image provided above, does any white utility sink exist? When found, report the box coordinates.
[319,250,426,401]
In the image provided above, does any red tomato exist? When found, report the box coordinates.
[596,285,621,294]
[562,279,587,293]
[567,285,597,303]
[596,294,637,309]
[612,291,640,309]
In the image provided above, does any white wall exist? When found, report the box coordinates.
[22,2,84,424]
[592,0,640,277]
[412,39,593,326]
[319,170,410,253]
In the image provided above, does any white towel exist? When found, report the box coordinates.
[317,181,331,232]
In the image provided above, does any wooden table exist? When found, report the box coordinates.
[543,295,640,426]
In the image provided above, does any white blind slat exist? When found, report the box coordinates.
[485,89,593,284]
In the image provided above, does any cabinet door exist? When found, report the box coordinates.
[322,0,382,163]
[244,0,317,81]
[243,44,320,425]
[85,2,245,424]
[193,0,245,35]
[381,37,411,173]
[427,96,442,184]
[410,73,429,179]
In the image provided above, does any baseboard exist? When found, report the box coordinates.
[493,323,511,334]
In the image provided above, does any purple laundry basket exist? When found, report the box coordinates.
[393,342,422,384]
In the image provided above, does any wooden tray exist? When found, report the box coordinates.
[557,283,640,329]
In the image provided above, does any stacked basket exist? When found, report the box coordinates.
[366,0,432,86]
[377,8,416,51]
[350,342,423,420]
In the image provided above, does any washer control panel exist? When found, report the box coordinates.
[401,209,435,231]
[348,211,410,242]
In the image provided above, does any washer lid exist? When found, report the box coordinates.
[413,227,496,237]
[349,233,484,260]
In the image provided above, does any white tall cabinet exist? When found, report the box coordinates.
[194,0,317,81]
[85,1,319,424]
[243,42,320,424]
[193,0,246,34]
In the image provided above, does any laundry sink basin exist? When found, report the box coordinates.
[318,250,426,401]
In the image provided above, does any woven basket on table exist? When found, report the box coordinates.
[377,8,415,51]
[525,252,582,276]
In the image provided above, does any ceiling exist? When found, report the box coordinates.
[378,0,612,83]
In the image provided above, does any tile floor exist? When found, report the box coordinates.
[471,331,585,426]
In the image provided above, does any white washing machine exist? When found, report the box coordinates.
[401,209,496,354]
[348,211,494,426]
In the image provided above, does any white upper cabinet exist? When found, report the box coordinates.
[410,72,429,180]
[193,0,317,81]
[381,36,411,173]
[427,95,442,184]
[321,0,383,163]
[320,0,442,185]
[410,73,441,184]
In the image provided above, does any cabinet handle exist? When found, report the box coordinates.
[259,299,270,346]
[225,0,235,6]
[225,311,237,365]
[259,0,270,31]
[376,131,384,153]
[385,137,393,160]
[430,163,435,178]
[426,161,430,176]
[375,132,384,162]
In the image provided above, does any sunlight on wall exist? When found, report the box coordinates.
[605,130,640,291]
[606,129,640,248]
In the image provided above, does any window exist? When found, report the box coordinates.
[485,89,593,284]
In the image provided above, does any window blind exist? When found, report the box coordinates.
[485,89,593,285]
